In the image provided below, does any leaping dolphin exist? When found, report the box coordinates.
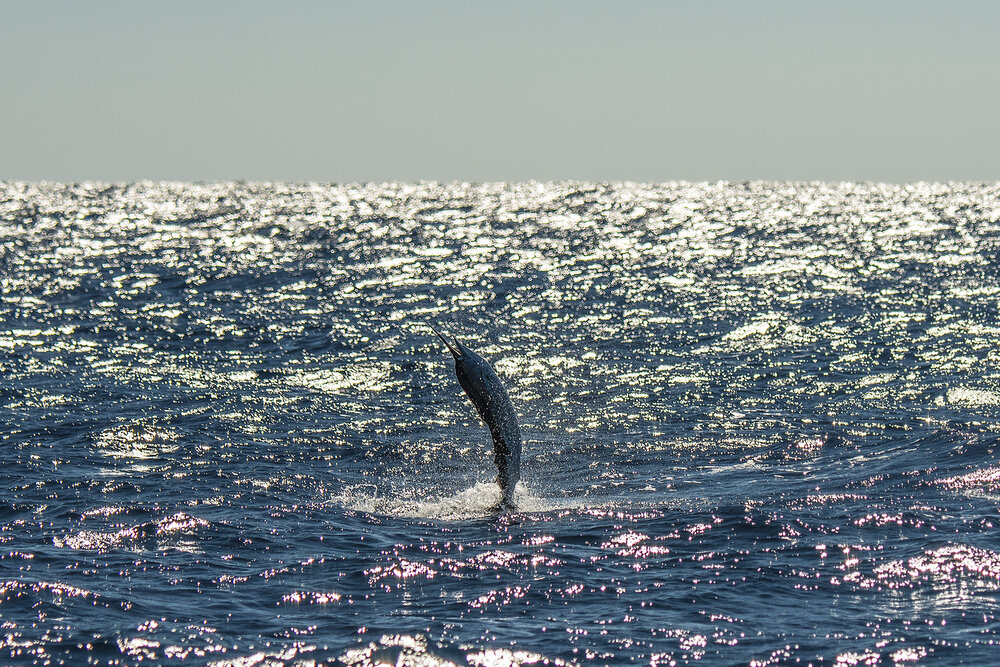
[431,325,522,509]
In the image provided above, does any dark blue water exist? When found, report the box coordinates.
[3,181,1000,665]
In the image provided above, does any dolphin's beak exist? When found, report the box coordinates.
[430,324,463,360]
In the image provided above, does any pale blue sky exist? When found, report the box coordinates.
[2,1,998,182]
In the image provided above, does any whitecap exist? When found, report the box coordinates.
[334,481,581,520]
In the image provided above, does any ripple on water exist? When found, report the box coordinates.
[4,181,1000,664]
[340,633,573,667]
[52,511,209,553]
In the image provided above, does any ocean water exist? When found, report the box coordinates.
[3,181,1000,666]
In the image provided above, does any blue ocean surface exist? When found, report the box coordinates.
[3,181,1000,665]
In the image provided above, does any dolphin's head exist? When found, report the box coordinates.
[430,325,468,361]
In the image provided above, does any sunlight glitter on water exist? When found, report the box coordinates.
[5,181,1000,664]
[95,422,179,459]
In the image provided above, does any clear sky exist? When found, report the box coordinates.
[2,1,998,183]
